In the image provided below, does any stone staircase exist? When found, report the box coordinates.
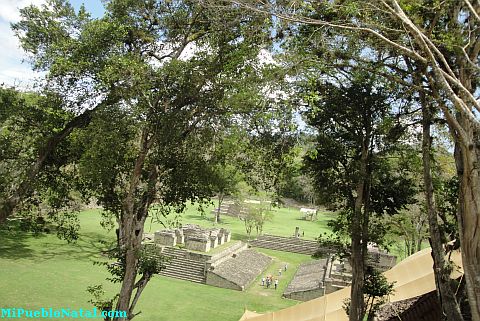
[249,234,319,255]
[158,246,206,284]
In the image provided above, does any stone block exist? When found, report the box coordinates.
[224,230,231,243]
[154,230,177,247]
[210,236,218,248]
[185,236,211,252]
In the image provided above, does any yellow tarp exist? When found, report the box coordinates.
[240,248,463,321]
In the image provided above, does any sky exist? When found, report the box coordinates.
[0,0,104,88]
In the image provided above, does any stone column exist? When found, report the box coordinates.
[175,228,184,244]
[210,235,218,249]
[223,230,231,243]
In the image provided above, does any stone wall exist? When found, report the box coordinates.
[205,271,244,291]
[185,236,211,252]
[284,288,325,301]
[206,249,272,291]
[154,230,176,247]
[283,259,328,301]
[153,224,232,253]
[208,241,247,267]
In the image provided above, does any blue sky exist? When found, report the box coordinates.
[0,0,104,88]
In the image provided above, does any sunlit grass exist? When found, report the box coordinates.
[0,205,334,321]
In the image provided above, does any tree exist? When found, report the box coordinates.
[216,1,480,319]
[0,86,81,241]
[241,202,273,236]
[210,131,245,224]
[13,0,271,320]
[304,75,416,321]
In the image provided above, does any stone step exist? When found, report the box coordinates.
[250,238,316,248]
[259,235,318,246]
[251,241,318,252]
[251,239,316,249]
[159,273,205,284]
[165,261,205,271]
[249,240,316,255]
[260,234,317,241]
[162,248,188,256]
[159,268,206,281]
[161,267,204,278]
[252,244,316,253]
[254,236,318,247]
[160,268,205,279]
[250,245,313,255]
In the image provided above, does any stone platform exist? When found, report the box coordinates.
[206,249,272,291]
[283,259,328,301]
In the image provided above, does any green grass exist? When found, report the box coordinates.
[0,206,332,321]
[144,203,335,241]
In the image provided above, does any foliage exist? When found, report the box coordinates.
[0,86,81,241]
[241,203,274,237]
[343,267,395,321]
[363,267,396,321]
[304,76,417,222]
[87,285,119,321]
[11,0,279,318]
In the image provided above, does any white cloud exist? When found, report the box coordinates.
[0,0,46,22]
[0,0,46,88]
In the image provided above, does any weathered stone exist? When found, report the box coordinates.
[210,235,218,248]
[152,224,230,253]
[223,230,231,243]
[185,236,211,252]
[217,231,224,245]
[283,259,328,301]
[175,228,184,244]
[154,230,177,247]
[206,249,271,291]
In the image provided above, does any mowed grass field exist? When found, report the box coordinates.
[0,204,334,321]
[144,201,336,241]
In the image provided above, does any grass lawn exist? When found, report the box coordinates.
[0,206,330,321]
[144,202,335,241]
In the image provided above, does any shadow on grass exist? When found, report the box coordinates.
[231,232,250,242]
[0,228,37,260]
[35,232,115,263]
[0,227,114,262]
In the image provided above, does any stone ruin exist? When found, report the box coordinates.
[153,224,231,253]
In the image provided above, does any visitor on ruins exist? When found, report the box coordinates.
[278,268,282,276]
[274,279,278,290]
[284,264,288,271]
[261,277,265,286]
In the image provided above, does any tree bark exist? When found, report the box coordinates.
[454,115,480,321]
[349,144,369,321]
[215,192,224,224]
[115,129,154,321]
[422,100,464,321]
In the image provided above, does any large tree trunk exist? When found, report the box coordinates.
[115,212,147,321]
[455,115,480,321]
[422,101,464,321]
[115,219,139,321]
[350,192,365,321]
[114,128,154,321]
[349,145,369,321]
